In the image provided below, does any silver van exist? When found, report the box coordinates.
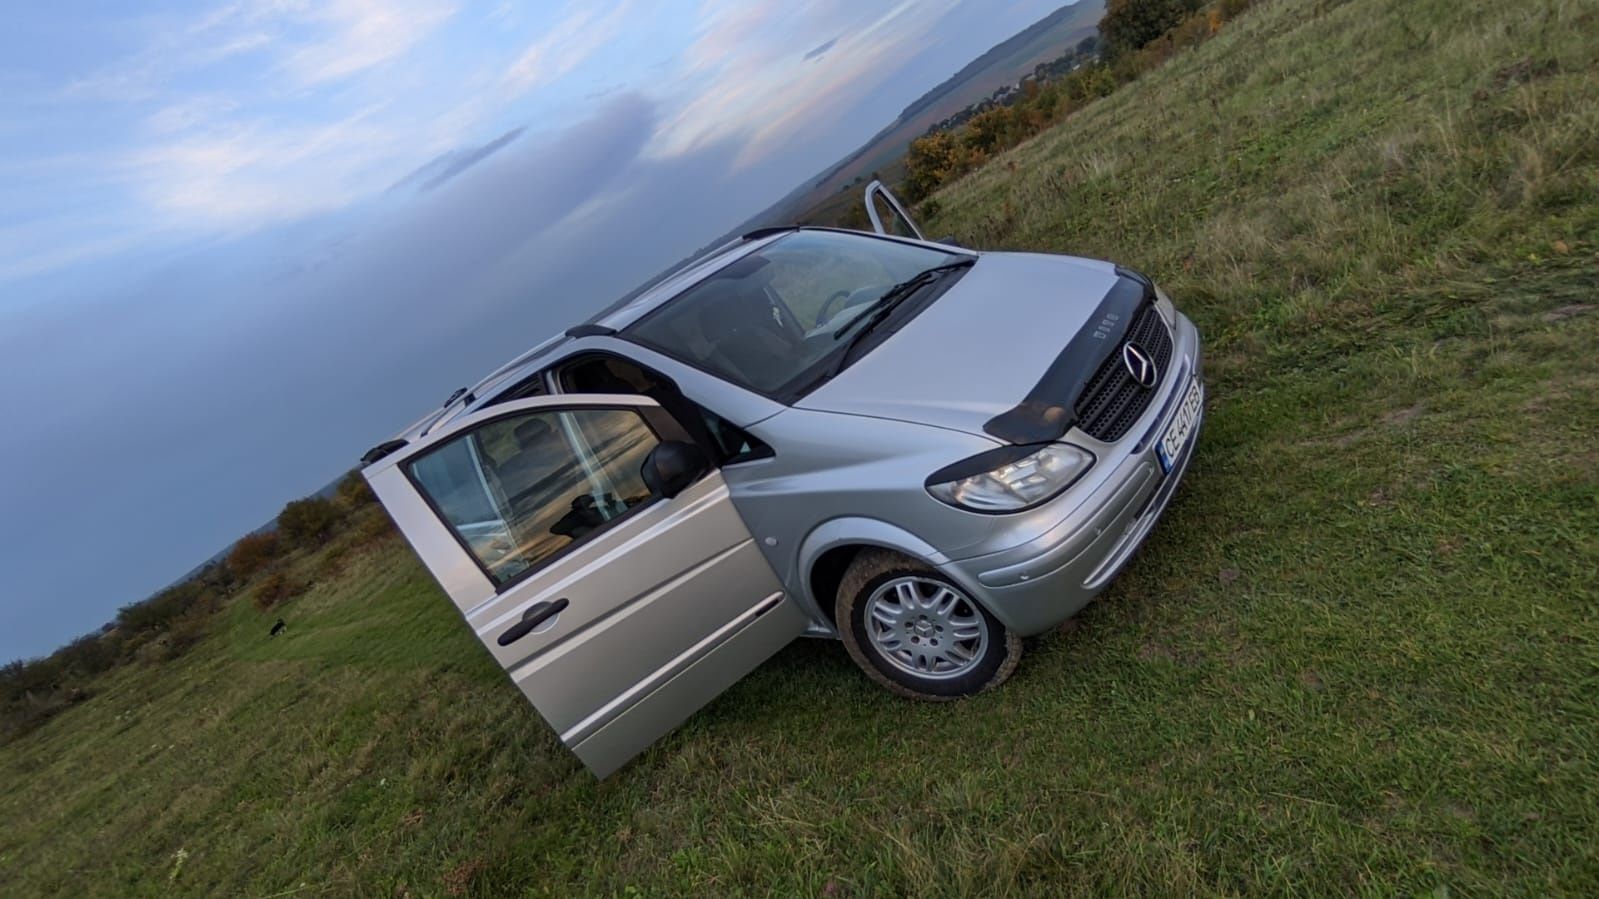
[361,184,1204,777]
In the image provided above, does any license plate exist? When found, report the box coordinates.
[1157,379,1202,473]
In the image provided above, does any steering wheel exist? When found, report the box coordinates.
[816,289,853,327]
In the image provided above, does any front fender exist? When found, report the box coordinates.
[795,516,1022,635]
[794,517,949,617]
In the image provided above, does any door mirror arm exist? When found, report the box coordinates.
[641,441,711,499]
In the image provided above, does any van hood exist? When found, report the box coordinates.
[795,252,1125,442]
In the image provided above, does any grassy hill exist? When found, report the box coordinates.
[741,1,1104,234]
[3,0,1597,895]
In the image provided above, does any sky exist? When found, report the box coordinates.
[0,0,1074,662]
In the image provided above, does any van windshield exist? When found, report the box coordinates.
[623,230,964,399]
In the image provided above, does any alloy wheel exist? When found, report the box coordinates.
[862,576,990,680]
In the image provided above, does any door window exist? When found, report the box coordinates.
[408,408,660,586]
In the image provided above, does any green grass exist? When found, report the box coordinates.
[4,0,1598,894]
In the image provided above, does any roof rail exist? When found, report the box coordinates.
[741,225,799,241]
[361,439,408,466]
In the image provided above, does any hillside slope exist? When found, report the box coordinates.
[745,1,1104,232]
[896,1,1103,125]
[3,0,1597,895]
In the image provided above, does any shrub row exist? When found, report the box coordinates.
[1,469,385,742]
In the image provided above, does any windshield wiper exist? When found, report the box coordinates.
[789,257,976,393]
[831,258,975,342]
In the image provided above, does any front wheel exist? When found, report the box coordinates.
[836,550,1023,701]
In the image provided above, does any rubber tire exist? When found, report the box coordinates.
[835,549,1023,701]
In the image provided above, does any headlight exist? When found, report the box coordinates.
[926,443,1094,512]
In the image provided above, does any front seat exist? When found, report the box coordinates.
[697,292,799,391]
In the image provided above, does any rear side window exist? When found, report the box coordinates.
[408,408,660,586]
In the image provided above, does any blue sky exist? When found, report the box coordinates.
[0,0,1071,661]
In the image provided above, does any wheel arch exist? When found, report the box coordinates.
[798,517,978,625]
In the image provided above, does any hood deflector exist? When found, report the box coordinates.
[982,269,1154,444]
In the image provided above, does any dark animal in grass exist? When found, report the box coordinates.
[269,618,287,638]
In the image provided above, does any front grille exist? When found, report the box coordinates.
[1074,304,1173,442]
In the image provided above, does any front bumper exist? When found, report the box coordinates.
[941,312,1205,636]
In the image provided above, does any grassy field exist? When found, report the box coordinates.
[4,0,1598,894]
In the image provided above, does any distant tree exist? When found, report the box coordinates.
[197,559,238,596]
[53,632,120,678]
[277,496,338,548]
[114,581,209,636]
[334,470,375,510]
[963,106,1019,154]
[226,531,281,581]
[904,130,968,201]
[1,655,60,698]
[1102,0,1203,56]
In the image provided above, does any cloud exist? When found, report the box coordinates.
[0,227,152,285]
[652,0,962,163]
[503,1,632,96]
[2,0,471,280]
[804,36,840,61]
[0,93,681,660]
[59,0,455,102]
[387,127,527,195]
[124,107,405,227]
[144,95,241,135]
[278,0,458,86]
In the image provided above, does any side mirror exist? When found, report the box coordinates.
[641,441,710,499]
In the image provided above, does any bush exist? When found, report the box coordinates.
[135,611,210,664]
[1,656,91,743]
[53,632,120,679]
[115,581,210,636]
[904,130,978,201]
[252,571,305,610]
[352,506,397,545]
[335,470,375,509]
[227,531,281,581]
[195,559,238,596]
[1102,0,1204,57]
[1,656,61,700]
[0,682,89,742]
[278,496,339,549]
